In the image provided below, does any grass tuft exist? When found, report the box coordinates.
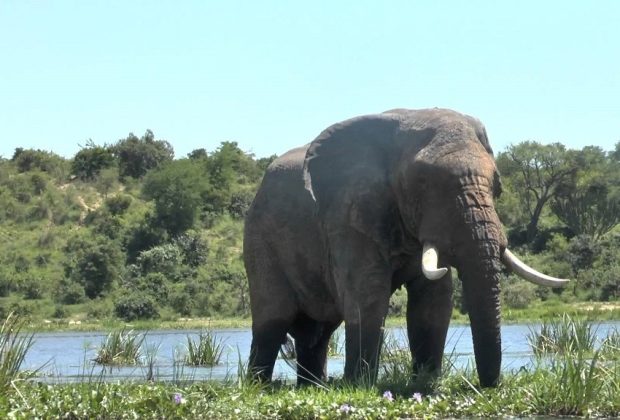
[527,314,596,355]
[0,312,36,391]
[94,328,145,365]
[184,329,225,366]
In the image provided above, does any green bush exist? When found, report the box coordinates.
[502,277,537,309]
[105,194,133,216]
[114,293,160,321]
[54,278,86,305]
[20,275,45,300]
[136,243,183,280]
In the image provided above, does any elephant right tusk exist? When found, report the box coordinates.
[422,243,449,280]
[501,249,570,287]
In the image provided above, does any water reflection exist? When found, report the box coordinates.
[23,322,619,382]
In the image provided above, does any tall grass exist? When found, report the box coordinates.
[94,328,145,365]
[184,330,224,366]
[527,314,596,355]
[0,312,36,391]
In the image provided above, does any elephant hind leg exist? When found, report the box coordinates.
[249,318,291,382]
[291,317,340,386]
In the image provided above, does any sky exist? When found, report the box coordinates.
[1,1,619,160]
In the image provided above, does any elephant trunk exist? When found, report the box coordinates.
[456,186,504,387]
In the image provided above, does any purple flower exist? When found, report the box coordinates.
[339,403,351,414]
[383,390,394,402]
[173,393,185,404]
[412,392,423,403]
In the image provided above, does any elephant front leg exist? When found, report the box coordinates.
[406,269,453,381]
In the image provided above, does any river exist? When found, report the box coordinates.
[22,322,619,383]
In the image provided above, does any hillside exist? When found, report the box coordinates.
[0,132,618,326]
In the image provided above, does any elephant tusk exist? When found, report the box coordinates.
[501,249,570,287]
[422,243,449,280]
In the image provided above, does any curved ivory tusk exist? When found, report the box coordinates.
[502,249,570,287]
[422,243,449,280]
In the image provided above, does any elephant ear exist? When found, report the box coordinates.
[303,114,403,247]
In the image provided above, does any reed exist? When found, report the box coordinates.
[0,312,36,391]
[184,330,224,366]
[94,328,145,365]
[527,314,596,355]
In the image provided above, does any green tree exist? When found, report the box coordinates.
[551,146,620,240]
[113,130,174,178]
[63,236,122,299]
[496,141,575,241]
[71,140,115,181]
[143,159,211,235]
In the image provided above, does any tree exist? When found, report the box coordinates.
[113,130,174,178]
[71,140,115,181]
[63,236,122,299]
[142,159,211,235]
[496,141,575,241]
[551,146,620,240]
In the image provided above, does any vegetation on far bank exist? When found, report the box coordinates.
[0,133,618,327]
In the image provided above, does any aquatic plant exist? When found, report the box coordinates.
[94,328,145,365]
[527,314,596,355]
[0,312,36,391]
[184,330,224,366]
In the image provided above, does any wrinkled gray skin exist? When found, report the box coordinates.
[244,108,507,387]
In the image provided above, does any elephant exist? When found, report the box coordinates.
[243,108,568,388]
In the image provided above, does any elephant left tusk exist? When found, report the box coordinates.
[422,243,449,280]
[501,249,570,287]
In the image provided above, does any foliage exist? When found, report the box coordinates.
[526,314,596,355]
[114,293,160,321]
[496,141,574,241]
[143,159,211,235]
[0,313,36,392]
[184,330,225,366]
[112,130,174,179]
[63,236,122,299]
[94,328,145,365]
[71,140,115,181]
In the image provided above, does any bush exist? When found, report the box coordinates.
[502,277,537,309]
[20,276,44,300]
[105,194,133,216]
[114,293,159,321]
[54,278,86,305]
[52,305,69,319]
[135,243,183,280]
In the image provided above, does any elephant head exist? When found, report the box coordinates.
[303,108,567,387]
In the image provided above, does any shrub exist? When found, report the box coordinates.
[502,278,537,309]
[54,278,86,305]
[52,305,69,319]
[136,243,183,280]
[114,293,160,321]
[20,275,45,300]
[105,194,133,216]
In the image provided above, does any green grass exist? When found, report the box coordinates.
[94,328,145,365]
[1,312,619,418]
[184,330,225,366]
[527,313,597,355]
[0,312,36,391]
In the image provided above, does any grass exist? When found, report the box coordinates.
[527,313,597,355]
[94,327,145,365]
[184,330,225,366]
[0,312,36,391]
[1,312,619,417]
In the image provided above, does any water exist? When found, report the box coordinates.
[22,322,619,382]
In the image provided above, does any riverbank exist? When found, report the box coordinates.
[21,300,620,332]
[2,362,619,418]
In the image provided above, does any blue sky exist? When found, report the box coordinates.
[1,1,618,160]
